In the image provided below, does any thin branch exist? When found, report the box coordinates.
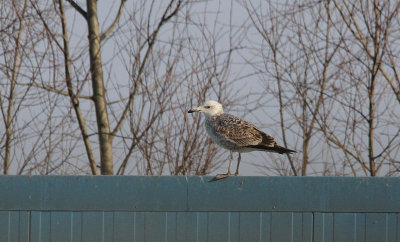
[17,82,92,99]
[110,0,182,140]
[29,0,63,51]
[65,0,88,20]
[373,128,400,160]
[333,0,400,104]
[100,0,127,42]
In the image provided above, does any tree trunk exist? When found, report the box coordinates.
[4,0,27,174]
[59,0,98,175]
[86,0,113,174]
[368,0,380,177]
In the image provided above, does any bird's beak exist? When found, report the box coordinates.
[188,107,201,113]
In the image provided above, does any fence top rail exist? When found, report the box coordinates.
[0,176,399,212]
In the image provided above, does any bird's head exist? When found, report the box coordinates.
[188,100,224,117]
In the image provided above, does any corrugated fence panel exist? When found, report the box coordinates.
[0,211,30,242]
[0,211,10,242]
[270,212,314,242]
[0,211,399,242]
[113,211,134,242]
[207,212,228,242]
[239,212,261,241]
[166,212,177,242]
[144,212,165,242]
[82,211,104,242]
[3,211,399,242]
[311,212,400,242]
[1,176,400,242]
[176,212,198,241]
[365,213,397,242]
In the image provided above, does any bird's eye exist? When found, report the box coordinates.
[205,106,211,109]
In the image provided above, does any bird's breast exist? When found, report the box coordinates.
[205,120,240,151]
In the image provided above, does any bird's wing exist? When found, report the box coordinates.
[213,114,276,147]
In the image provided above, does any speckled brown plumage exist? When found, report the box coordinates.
[205,113,294,154]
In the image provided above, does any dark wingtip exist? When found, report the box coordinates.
[248,144,296,154]
[282,148,296,154]
[276,146,296,154]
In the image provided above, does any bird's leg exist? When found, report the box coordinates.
[234,153,241,176]
[215,152,233,180]
[227,152,233,175]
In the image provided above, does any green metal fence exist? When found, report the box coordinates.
[0,176,399,241]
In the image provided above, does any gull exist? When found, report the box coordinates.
[188,100,296,180]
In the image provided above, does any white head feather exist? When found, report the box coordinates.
[188,100,224,118]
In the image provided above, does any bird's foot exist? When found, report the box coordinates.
[208,173,232,182]
[214,173,232,180]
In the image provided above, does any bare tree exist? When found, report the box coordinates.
[116,1,242,175]
[30,0,186,175]
[1,0,239,175]
[242,0,400,176]
[3,0,397,176]
[323,0,400,176]
[1,0,81,175]
[243,1,340,175]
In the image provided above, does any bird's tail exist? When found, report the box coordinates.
[256,144,296,154]
[246,144,296,154]
[273,145,296,154]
